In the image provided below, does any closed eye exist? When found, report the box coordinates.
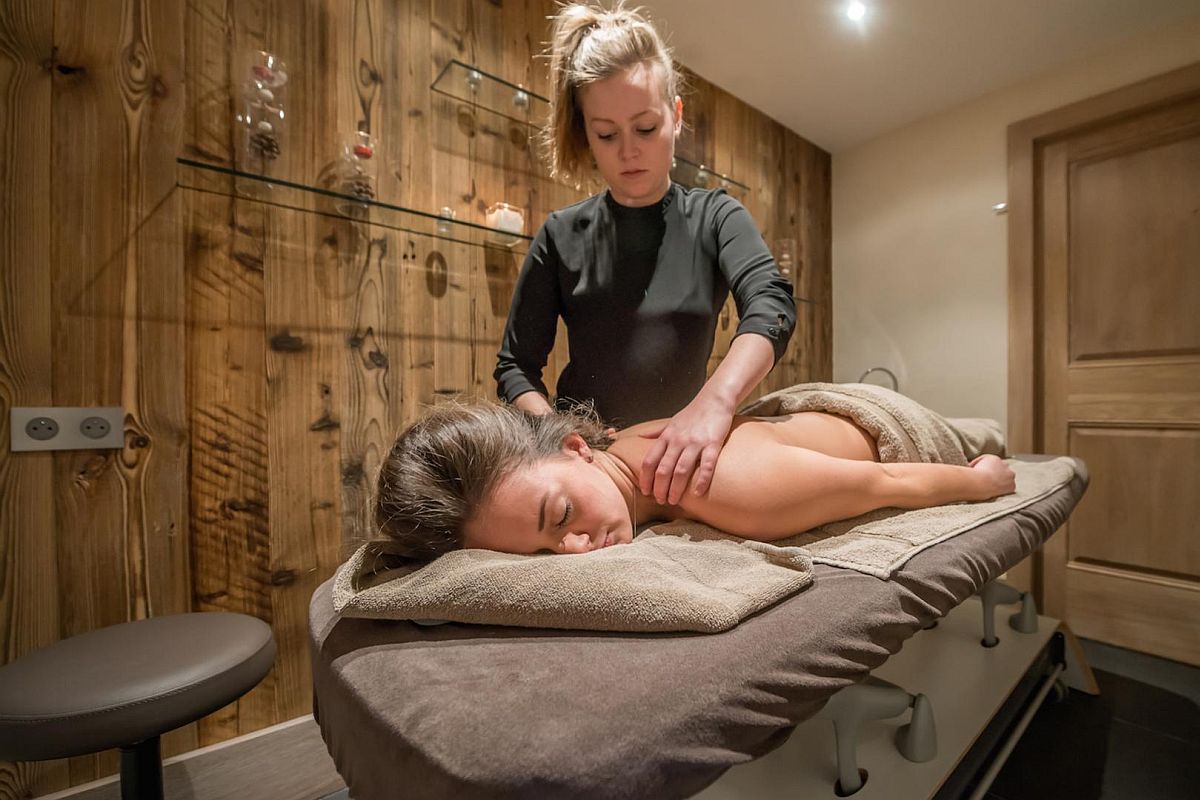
[596,128,657,141]
[558,498,573,527]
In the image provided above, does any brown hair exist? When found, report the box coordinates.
[541,1,683,188]
[373,402,614,562]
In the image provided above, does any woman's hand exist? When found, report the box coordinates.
[635,333,773,505]
[512,390,553,416]
[638,397,734,505]
[969,454,1016,499]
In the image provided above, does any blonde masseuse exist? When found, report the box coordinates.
[494,2,796,506]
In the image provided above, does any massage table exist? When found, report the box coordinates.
[308,454,1088,799]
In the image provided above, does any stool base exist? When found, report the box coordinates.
[119,737,163,800]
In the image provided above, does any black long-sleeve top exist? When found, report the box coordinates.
[494,182,796,427]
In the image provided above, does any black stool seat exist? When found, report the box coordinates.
[0,612,274,762]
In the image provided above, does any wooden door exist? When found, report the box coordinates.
[1011,65,1200,666]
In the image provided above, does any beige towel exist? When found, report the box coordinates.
[740,382,1005,464]
[333,532,812,633]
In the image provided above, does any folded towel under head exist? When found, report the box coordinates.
[334,531,813,633]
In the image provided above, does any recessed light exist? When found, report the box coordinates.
[846,1,866,22]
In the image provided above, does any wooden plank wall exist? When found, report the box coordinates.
[0,1,831,796]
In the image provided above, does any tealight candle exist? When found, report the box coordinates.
[437,206,456,236]
[486,202,524,236]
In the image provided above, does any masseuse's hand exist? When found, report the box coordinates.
[638,396,734,505]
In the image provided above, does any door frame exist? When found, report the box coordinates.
[1005,61,1200,606]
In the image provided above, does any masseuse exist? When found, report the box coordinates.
[495,1,796,506]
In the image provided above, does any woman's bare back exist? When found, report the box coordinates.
[739,411,880,462]
[608,411,887,537]
[615,411,879,464]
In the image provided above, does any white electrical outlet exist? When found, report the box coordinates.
[10,407,125,452]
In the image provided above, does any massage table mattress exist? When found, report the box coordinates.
[308,455,1088,800]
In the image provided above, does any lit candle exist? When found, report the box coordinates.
[486,203,524,235]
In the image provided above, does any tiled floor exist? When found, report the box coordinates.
[985,639,1199,800]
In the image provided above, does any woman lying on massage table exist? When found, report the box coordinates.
[375,400,1017,560]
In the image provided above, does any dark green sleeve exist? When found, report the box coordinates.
[494,222,561,403]
[712,194,797,364]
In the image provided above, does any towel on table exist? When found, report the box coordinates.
[333,531,812,633]
[738,382,1006,464]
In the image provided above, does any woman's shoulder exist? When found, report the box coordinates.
[674,182,741,209]
[544,191,606,226]
[611,418,665,441]
[672,183,748,234]
[528,192,605,245]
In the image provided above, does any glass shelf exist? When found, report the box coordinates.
[176,157,533,252]
[431,58,549,126]
[671,155,750,198]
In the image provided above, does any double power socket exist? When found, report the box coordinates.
[10,407,125,452]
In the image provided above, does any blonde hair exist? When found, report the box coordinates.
[541,1,683,188]
[374,402,614,563]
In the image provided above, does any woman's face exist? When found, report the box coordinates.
[462,438,635,555]
[577,62,683,207]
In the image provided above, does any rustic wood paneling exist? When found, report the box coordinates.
[1,0,190,795]
[678,66,715,170]
[187,182,276,746]
[0,2,831,795]
[0,3,66,797]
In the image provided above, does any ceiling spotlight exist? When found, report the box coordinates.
[846,1,866,22]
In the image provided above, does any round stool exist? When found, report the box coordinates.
[0,612,275,800]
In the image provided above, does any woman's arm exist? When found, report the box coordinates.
[713,194,797,365]
[872,456,1015,509]
[674,444,1015,540]
[639,195,797,505]
[494,223,561,407]
[695,331,776,413]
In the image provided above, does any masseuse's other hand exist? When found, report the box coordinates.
[638,398,734,505]
[513,390,553,416]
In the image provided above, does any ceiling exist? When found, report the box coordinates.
[637,0,1200,152]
